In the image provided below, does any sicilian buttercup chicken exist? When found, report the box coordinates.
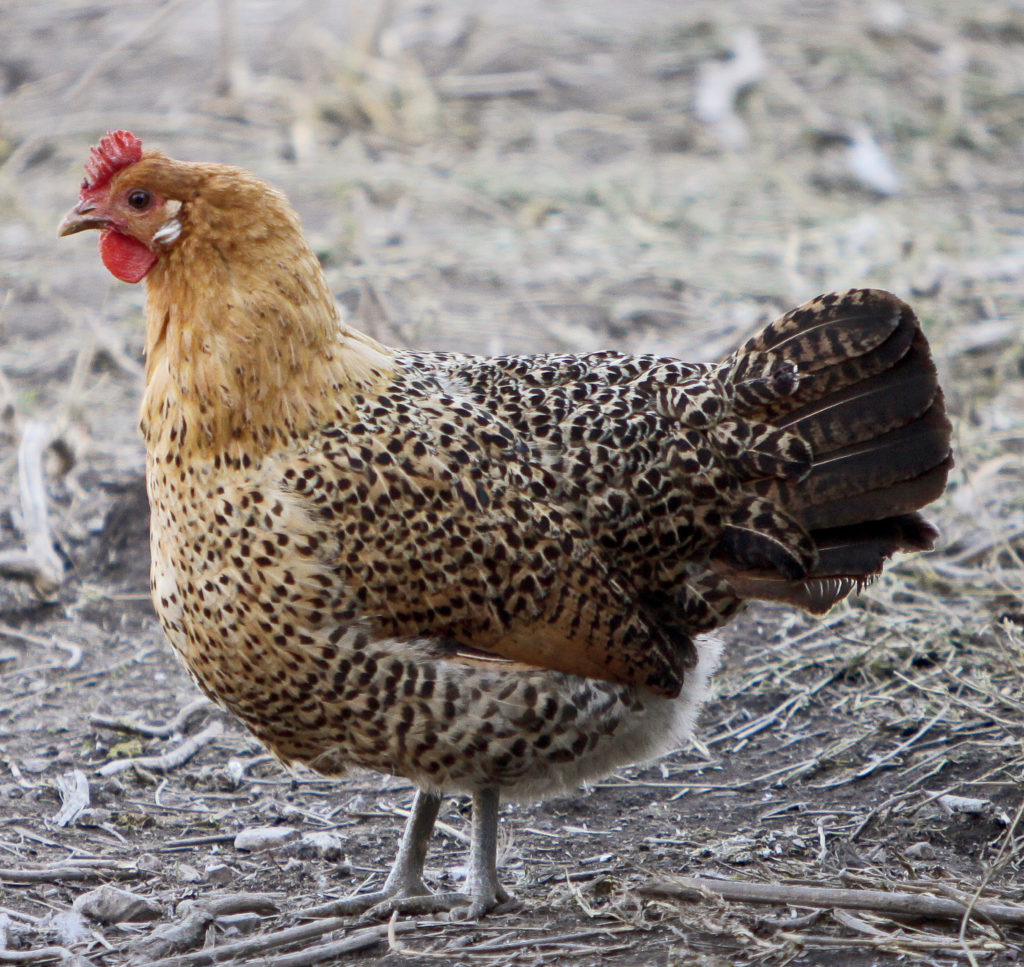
[60,131,951,918]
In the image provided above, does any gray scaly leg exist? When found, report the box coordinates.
[327,786,512,921]
[381,788,442,897]
[315,788,441,917]
[452,785,512,920]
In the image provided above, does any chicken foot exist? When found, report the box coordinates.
[323,787,511,922]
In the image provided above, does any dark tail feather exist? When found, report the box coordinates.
[712,289,951,613]
[762,402,952,528]
[777,332,940,451]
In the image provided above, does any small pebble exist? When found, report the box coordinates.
[285,831,348,863]
[73,885,163,924]
[233,825,300,851]
[176,862,203,883]
[204,863,235,885]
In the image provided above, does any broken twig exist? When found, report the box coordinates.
[137,916,417,967]
[0,421,65,598]
[90,697,214,738]
[0,861,141,884]
[130,893,281,961]
[97,721,224,777]
[640,876,1024,926]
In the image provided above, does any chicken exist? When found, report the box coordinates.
[60,131,952,919]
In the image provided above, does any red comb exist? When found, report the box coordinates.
[82,130,142,191]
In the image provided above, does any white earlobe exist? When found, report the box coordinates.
[153,218,182,245]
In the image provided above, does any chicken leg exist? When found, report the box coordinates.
[454,787,512,920]
[323,787,510,921]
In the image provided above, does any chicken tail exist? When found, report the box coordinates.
[709,288,952,614]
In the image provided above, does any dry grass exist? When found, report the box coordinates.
[0,0,1022,964]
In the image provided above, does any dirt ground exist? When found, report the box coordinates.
[1,1,1023,964]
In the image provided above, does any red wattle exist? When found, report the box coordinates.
[99,229,158,283]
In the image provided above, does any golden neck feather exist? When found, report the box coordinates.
[138,167,393,459]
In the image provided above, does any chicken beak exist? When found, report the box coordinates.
[58,200,108,237]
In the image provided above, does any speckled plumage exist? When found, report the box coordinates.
[62,133,952,917]
[144,344,738,799]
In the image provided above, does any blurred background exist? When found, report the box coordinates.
[3,0,1022,586]
[1,4,1023,959]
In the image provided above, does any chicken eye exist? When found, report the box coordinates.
[127,189,152,211]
